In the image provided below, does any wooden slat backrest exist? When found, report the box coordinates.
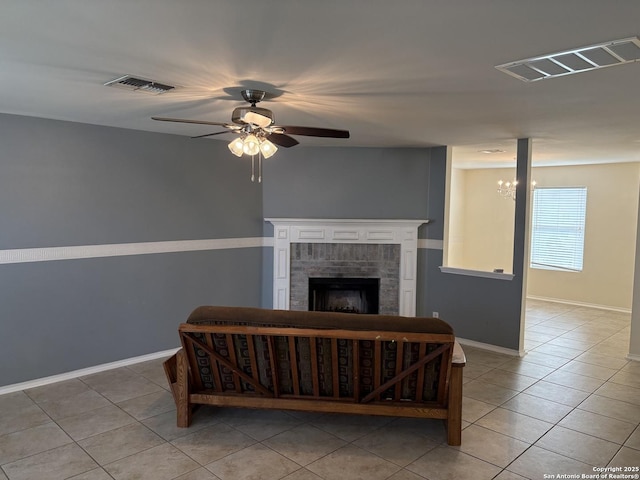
[330,338,339,398]
[179,323,455,406]
[310,339,320,396]
[360,343,451,404]
[246,334,260,393]
[414,343,427,401]
[288,337,301,396]
[181,331,202,391]
[373,341,382,401]
[267,336,280,396]
[205,333,223,392]
[225,334,242,392]
[437,342,454,405]
[352,340,360,402]
[182,332,273,396]
[394,341,404,399]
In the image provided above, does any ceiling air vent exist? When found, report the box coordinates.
[496,36,640,82]
[104,75,175,94]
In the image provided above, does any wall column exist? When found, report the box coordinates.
[515,138,533,353]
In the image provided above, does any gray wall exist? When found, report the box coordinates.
[263,146,432,219]
[0,114,264,386]
[0,115,263,246]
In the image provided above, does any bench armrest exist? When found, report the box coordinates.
[452,341,466,366]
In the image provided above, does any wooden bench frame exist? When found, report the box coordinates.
[164,323,466,445]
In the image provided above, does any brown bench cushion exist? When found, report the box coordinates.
[187,305,454,335]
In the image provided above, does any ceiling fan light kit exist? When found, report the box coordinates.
[228,138,245,157]
[152,88,349,183]
[242,134,260,156]
[259,138,277,158]
[232,108,274,128]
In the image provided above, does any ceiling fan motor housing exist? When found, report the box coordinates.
[232,106,274,128]
[240,89,266,105]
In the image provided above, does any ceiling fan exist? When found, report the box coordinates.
[152,89,350,182]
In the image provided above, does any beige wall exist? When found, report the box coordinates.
[448,162,639,310]
[447,166,517,273]
[527,162,639,310]
[447,166,466,267]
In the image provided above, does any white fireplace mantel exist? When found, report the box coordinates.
[266,218,429,316]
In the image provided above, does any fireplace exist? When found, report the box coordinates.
[309,277,380,314]
[289,242,399,314]
[267,219,428,316]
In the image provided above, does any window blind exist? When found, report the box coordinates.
[530,187,587,272]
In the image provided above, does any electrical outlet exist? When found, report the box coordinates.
[432,311,439,318]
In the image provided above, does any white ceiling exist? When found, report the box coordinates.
[1,1,639,168]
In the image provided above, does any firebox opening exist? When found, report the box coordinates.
[308,277,380,314]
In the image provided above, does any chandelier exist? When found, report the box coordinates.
[497,179,537,200]
[227,129,278,183]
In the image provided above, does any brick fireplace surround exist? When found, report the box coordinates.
[266,219,428,316]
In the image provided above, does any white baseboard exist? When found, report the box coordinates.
[627,353,640,362]
[0,348,179,396]
[526,295,631,314]
[456,337,524,357]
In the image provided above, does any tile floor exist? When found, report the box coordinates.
[0,300,639,480]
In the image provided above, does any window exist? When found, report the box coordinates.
[530,187,587,271]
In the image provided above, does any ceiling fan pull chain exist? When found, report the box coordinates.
[251,155,255,182]
[258,153,262,183]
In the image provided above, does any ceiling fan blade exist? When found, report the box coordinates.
[268,133,299,148]
[191,131,231,139]
[152,116,232,128]
[278,126,350,138]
